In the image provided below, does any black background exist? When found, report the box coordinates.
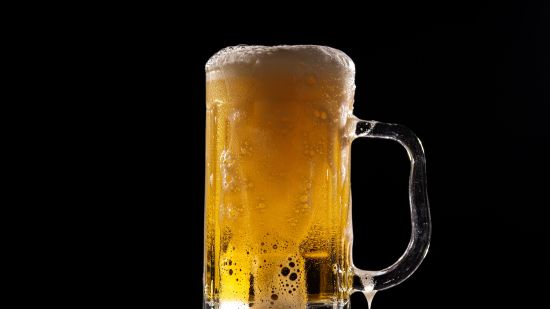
[87,1,548,308]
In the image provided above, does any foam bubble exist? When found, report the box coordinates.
[206,45,355,80]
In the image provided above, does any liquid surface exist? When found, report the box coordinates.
[205,45,356,308]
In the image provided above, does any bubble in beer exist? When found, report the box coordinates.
[289,273,297,281]
[281,267,290,276]
[239,141,252,157]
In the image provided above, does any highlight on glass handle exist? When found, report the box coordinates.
[351,118,432,293]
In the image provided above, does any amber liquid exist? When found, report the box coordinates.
[204,71,355,308]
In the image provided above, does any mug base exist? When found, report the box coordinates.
[204,300,350,308]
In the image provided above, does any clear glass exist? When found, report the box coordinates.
[203,45,431,308]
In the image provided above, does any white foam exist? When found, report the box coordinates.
[206,45,355,80]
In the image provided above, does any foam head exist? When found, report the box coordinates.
[206,45,355,81]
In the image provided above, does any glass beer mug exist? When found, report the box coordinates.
[204,45,431,308]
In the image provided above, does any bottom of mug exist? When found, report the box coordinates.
[204,300,350,309]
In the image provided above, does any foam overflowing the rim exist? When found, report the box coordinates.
[206,45,355,80]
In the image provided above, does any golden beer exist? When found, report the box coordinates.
[205,46,356,308]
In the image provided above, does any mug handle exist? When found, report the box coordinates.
[350,117,432,293]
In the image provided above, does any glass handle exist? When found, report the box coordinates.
[351,118,432,293]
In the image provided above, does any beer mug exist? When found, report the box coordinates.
[204,45,431,308]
